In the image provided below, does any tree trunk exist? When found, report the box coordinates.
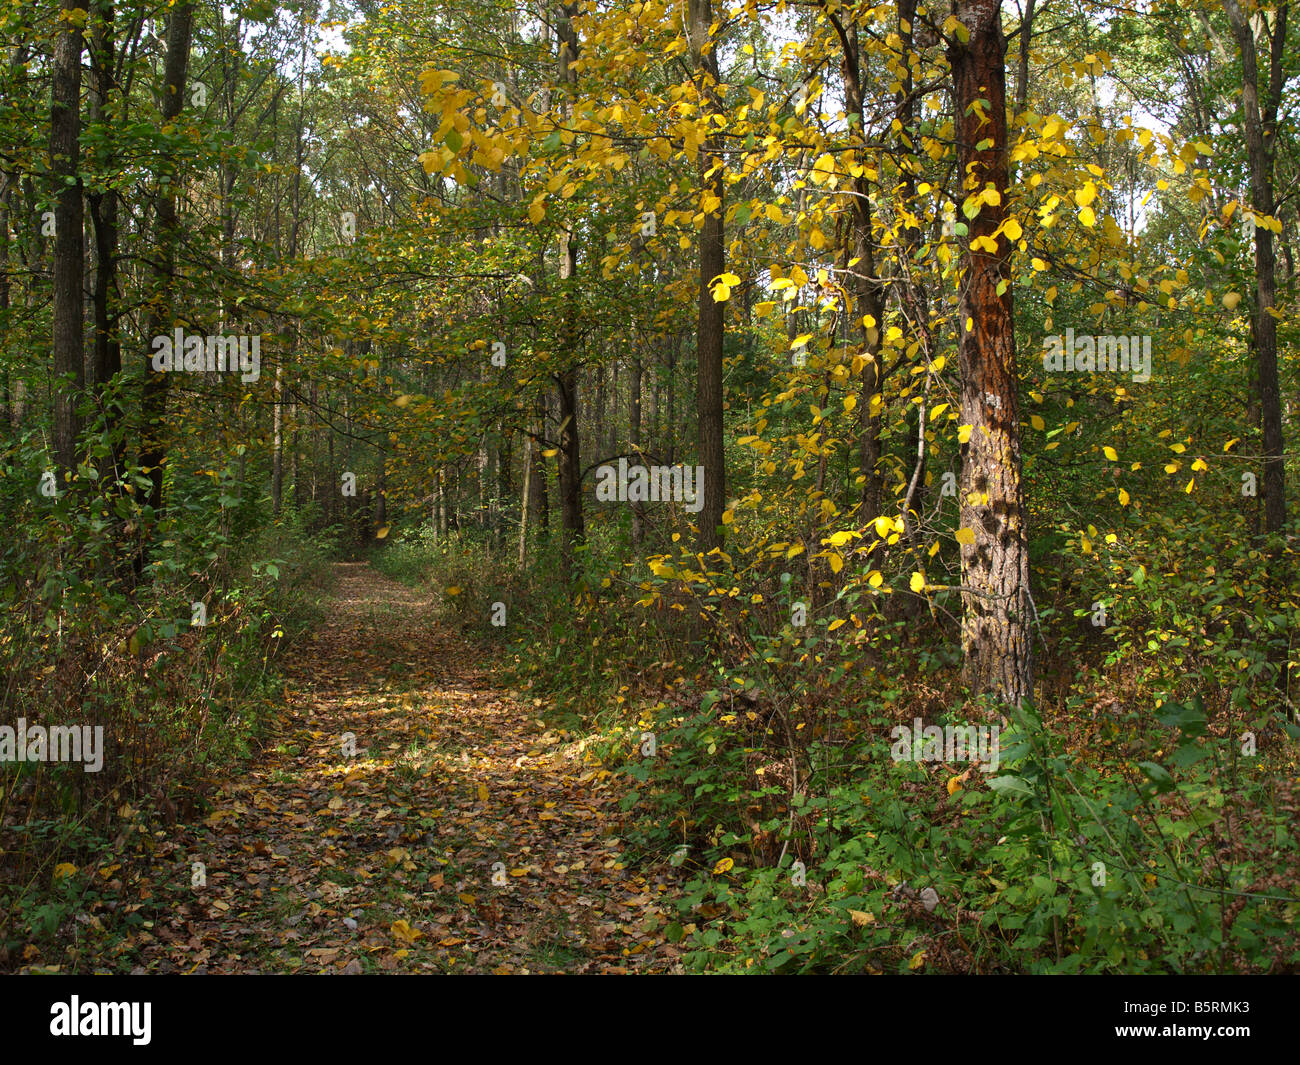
[138,2,195,571]
[837,16,886,523]
[50,0,85,475]
[1224,0,1287,536]
[688,0,726,553]
[533,393,548,535]
[88,0,121,403]
[630,353,644,544]
[518,428,532,565]
[950,0,1034,707]
[554,2,585,576]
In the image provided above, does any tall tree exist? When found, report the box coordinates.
[138,1,195,567]
[50,0,86,475]
[687,0,726,553]
[832,8,887,523]
[949,0,1034,706]
[554,1,586,576]
[1222,0,1288,536]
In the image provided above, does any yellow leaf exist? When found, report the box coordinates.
[390,919,424,945]
[1118,488,1130,506]
[848,909,876,927]
[909,572,925,593]
[958,424,972,444]
[1030,414,1045,431]
[909,950,927,970]
[1221,291,1241,310]
[528,201,545,224]
[477,783,489,802]
[446,585,462,596]
[713,857,735,875]
[375,526,389,540]
[946,775,962,795]
[1103,446,1118,461]
[1002,218,1023,241]
[954,527,975,546]
[53,863,77,880]
[868,571,883,588]
[1078,205,1096,227]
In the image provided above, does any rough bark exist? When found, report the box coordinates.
[950,0,1034,706]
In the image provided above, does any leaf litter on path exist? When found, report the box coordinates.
[118,562,680,974]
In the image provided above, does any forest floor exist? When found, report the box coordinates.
[121,562,681,974]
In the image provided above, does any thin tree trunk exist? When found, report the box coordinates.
[555,2,585,576]
[1015,0,1037,116]
[138,2,195,571]
[51,0,85,475]
[688,0,726,553]
[518,429,532,565]
[1224,0,1287,536]
[630,353,644,544]
[836,15,886,523]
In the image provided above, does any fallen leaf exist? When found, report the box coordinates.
[390,919,424,945]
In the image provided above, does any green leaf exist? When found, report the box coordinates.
[987,774,1033,797]
[1154,699,1206,737]
[1138,761,1175,793]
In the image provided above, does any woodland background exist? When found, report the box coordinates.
[0,0,1297,973]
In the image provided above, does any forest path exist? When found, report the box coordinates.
[130,562,678,974]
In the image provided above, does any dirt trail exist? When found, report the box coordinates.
[130,562,678,973]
